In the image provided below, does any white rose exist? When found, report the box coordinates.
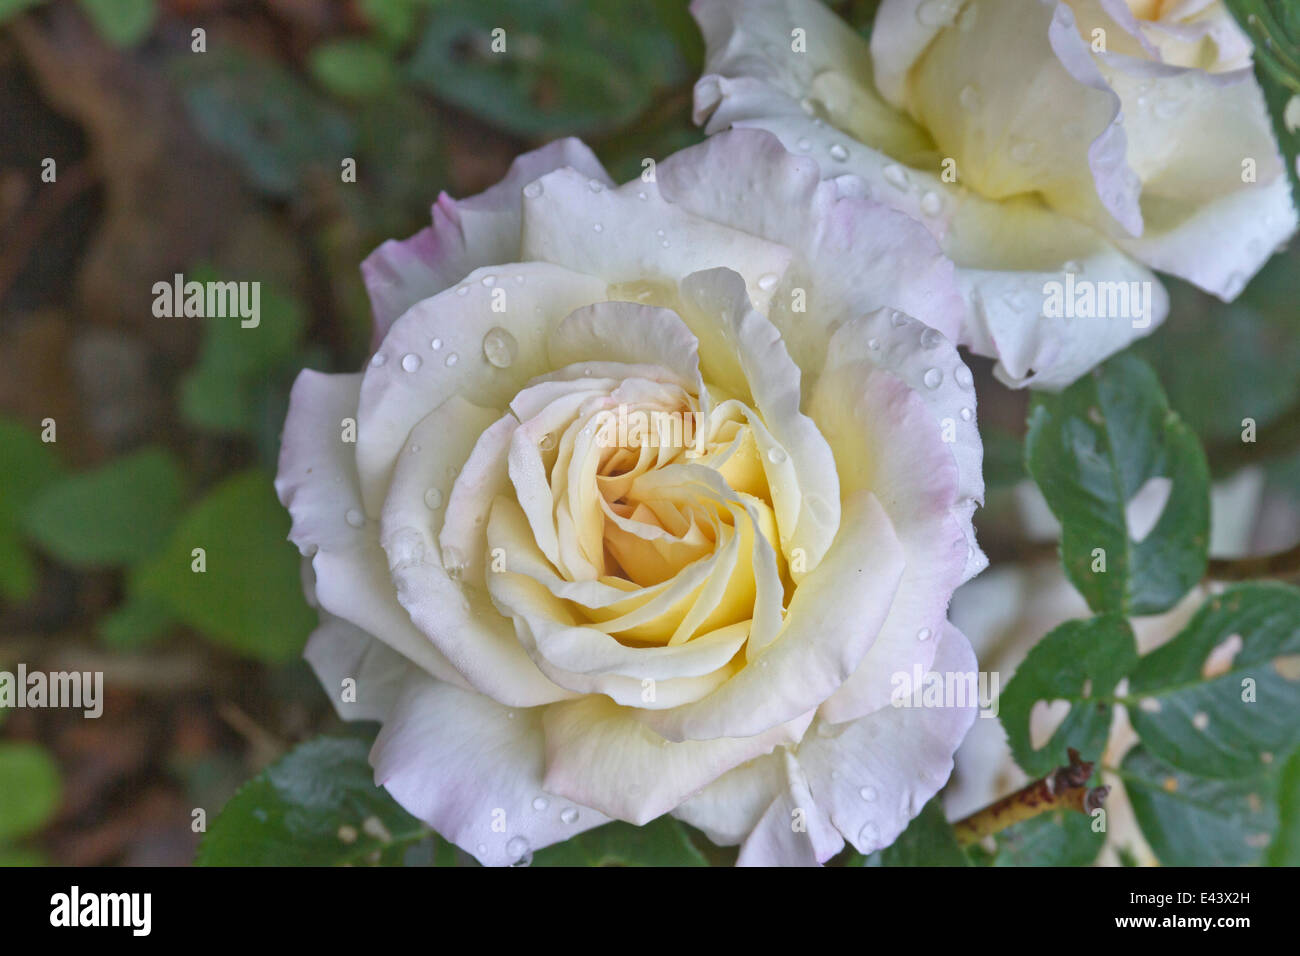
[692,0,1298,389]
[276,129,987,866]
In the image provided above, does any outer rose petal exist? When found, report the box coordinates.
[304,612,411,723]
[356,261,607,514]
[797,621,979,855]
[275,369,468,689]
[736,751,845,866]
[361,138,613,346]
[670,752,785,845]
[371,674,610,867]
[541,694,813,825]
[658,128,966,359]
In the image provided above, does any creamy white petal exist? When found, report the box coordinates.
[371,675,609,866]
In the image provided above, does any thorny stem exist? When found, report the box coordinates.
[951,748,1109,848]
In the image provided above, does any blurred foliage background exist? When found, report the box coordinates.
[0,0,1296,865]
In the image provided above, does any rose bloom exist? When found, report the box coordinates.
[692,0,1298,389]
[276,129,986,866]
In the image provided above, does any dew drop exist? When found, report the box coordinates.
[1062,260,1082,275]
[757,273,779,292]
[506,836,532,866]
[917,626,933,641]
[532,796,549,812]
[587,178,605,193]
[560,807,579,825]
[829,143,849,161]
[882,164,909,191]
[922,367,943,389]
[523,181,543,199]
[1010,140,1036,165]
[859,786,878,802]
[345,509,365,528]
[539,433,556,451]
[796,137,812,151]
[481,274,497,287]
[954,365,974,389]
[867,338,880,350]
[890,310,908,327]
[369,352,387,367]
[920,191,943,216]
[401,352,421,372]
[767,447,788,464]
[858,821,881,847]
[444,352,459,367]
[430,337,443,350]
[916,0,957,27]
[424,487,444,510]
[456,285,469,297]
[592,222,604,233]
[920,327,943,349]
[482,327,518,369]
[959,406,973,422]
[959,84,981,113]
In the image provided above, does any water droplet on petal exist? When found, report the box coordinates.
[960,406,973,422]
[523,181,543,199]
[481,274,497,287]
[920,191,942,216]
[922,368,943,389]
[757,273,778,292]
[796,137,812,151]
[370,352,387,367]
[917,626,932,641]
[858,821,881,847]
[587,179,605,193]
[867,338,880,350]
[441,545,466,579]
[1063,260,1082,275]
[959,84,981,113]
[424,487,443,510]
[345,509,365,528]
[506,836,532,866]
[560,807,579,824]
[954,365,974,389]
[767,447,788,464]
[829,143,848,161]
[916,0,957,27]
[430,337,442,350]
[444,352,459,367]
[456,285,469,297]
[890,310,908,327]
[882,164,909,191]
[920,327,943,349]
[532,796,549,812]
[401,353,421,372]
[859,786,878,802]
[592,222,603,233]
[482,327,518,369]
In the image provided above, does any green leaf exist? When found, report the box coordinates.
[179,269,304,437]
[0,416,63,601]
[1223,1,1300,209]
[360,0,424,45]
[1267,747,1300,865]
[78,0,156,47]
[1025,353,1210,615]
[969,810,1105,867]
[531,817,707,866]
[406,0,689,137]
[1120,746,1276,866]
[131,470,314,662]
[171,48,355,198]
[0,847,47,866]
[1000,615,1138,778]
[1125,583,1300,779]
[22,448,184,567]
[0,742,62,843]
[99,592,176,649]
[853,799,969,866]
[197,735,426,865]
[0,0,46,24]
[310,40,400,100]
